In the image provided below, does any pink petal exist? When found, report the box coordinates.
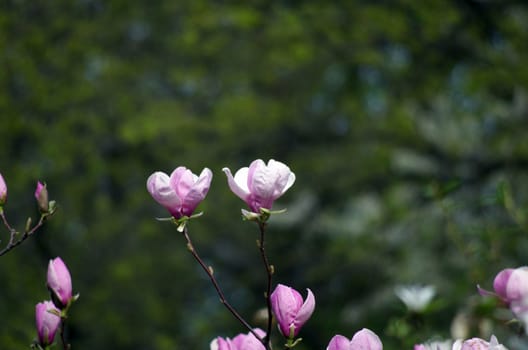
[294,288,315,334]
[506,267,528,301]
[223,167,250,202]
[147,172,182,210]
[327,335,351,350]
[493,268,514,300]
[350,328,383,350]
[180,168,212,216]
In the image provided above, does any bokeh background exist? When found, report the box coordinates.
[1,0,528,349]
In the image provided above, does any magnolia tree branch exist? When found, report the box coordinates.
[0,210,53,257]
[257,221,274,349]
[180,226,266,345]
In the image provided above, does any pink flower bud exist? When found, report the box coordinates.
[0,173,7,205]
[35,301,61,346]
[326,329,383,350]
[223,159,295,213]
[147,167,212,219]
[210,329,265,350]
[47,257,73,309]
[35,181,49,213]
[270,284,315,338]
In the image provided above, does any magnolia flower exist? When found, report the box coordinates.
[478,266,528,327]
[413,340,452,350]
[394,284,436,312]
[478,267,528,304]
[47,257,73,309]
[147,167,212,219]
[223,159,295,213]
[270,284,315,338]
[452,335,507,350]
[210,329,265,350]
[326,328,383,350]
[35,301,61,347]
[35,181,49,213]
[0,172,6,205]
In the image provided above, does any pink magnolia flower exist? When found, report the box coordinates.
[210,329,265,350]
[35,301,61,346]
[222,159,295,213]
[478,267,528,304]
[147,167,212,219]
[35,181,49,213]
[478,266,528,322]
[0,172,7,205]
[47,257,73,309]
[452,335,506,350]
[270,283,315,338]
[326,329,383,350]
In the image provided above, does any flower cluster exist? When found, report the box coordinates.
[34,257,78,349]
[146,159,517,349]
[147,160,386,349]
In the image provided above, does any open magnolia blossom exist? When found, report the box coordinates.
[326,328,383,350]
[210,329,265,350]
[223,159,295,213]
[478,266,528,326]
[452,335,507,350]
[270,284,315,338]
[478,267,528,304]
[147,167,212,219]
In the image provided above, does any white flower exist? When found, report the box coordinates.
[395,284,436,312]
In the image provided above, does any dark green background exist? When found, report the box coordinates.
[1,0,528,348]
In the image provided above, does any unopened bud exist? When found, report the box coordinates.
[35,181,49,213]
[0,173,7,206]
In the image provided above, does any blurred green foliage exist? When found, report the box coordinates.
[1,0,528,349]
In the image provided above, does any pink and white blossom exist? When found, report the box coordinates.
[270,283,315,338]
[326,328,383,350]
[223,159,295,213]
[210,329,265,350]
[452,335,507,350]
[147,166,212,218]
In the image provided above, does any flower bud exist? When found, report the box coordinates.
[47,257,73,309]
[270,284,315,338]
[35,301,61,347]
[35,181,49,213]
[223,159,295,214]
[0,173,7,205]
[326,329,383,350]
[147,167,212,219]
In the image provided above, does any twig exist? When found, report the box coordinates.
[257,221,274,350]
[0,211,51,257]
[180,226,265,344]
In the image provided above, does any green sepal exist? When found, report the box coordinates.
[241,207,287,223]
